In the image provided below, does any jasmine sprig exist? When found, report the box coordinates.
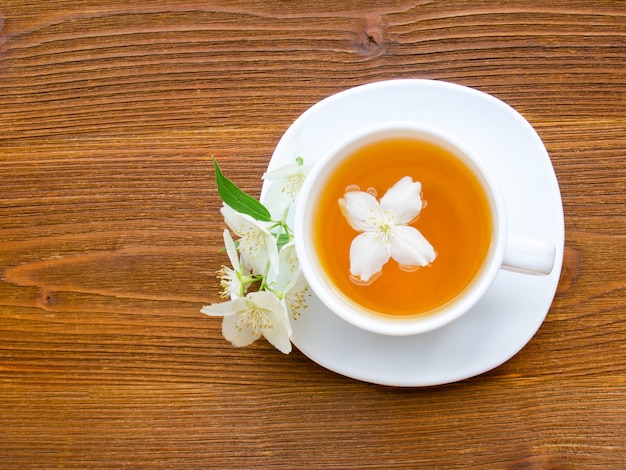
[203,157,311,355]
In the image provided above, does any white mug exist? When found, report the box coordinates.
[294,122,556,336]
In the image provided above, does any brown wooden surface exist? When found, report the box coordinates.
[1,1,625,468]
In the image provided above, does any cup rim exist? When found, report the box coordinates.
[294,121,507,336]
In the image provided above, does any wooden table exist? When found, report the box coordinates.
[1,1,624,467]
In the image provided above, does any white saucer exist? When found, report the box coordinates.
[261,79,564,386]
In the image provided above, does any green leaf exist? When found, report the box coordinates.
[276,233,291,251]
[213,158,272,222]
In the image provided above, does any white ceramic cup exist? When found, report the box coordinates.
[294,122,556,336]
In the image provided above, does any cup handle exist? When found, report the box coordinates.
[502,234,556,275]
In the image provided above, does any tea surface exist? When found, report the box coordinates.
[313,137,493,317]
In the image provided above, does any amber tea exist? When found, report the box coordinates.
[312,136,494,317]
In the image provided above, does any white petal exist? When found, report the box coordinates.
[283,265,306,295]
[220,203,274,240]
[260,234,280,276]
[220,204,278,275]
[219,292,289,350]
[380,176,423,224]
[261,181,293,220]
[222,313,260,347]
[349,232,391,282]
[200,297,246,317]
[203,292,292,353]
[389,225,437,267]
[262,162,311,181]
[222,229,240,270]
[339,190,379,232]
[248,290,283,312]
[262,163,299,181]
[220,203,258,237]
[262,312,292,354]
[282,269,310,321]
[266,241,298,290]
[262,163,311,220]
[247,291,293,354]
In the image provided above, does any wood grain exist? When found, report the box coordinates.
[1,1,625,468]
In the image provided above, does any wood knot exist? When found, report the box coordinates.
[38,289,57,310]
[356,14,387,55]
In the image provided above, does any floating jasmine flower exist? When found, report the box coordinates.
[262,156,312,219]
[338,176,437,284]
[201,290,292,354]
[221,203,279,276]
